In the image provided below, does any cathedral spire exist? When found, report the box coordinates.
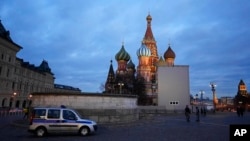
[105,60,115,93]
[143,14,154,41]
[141,13,159,81]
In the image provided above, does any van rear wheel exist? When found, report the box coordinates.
[79,126,89,136]
[35,127,47,137]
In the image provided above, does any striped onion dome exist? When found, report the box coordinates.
[115,44,130,61]
[137,43,151,57]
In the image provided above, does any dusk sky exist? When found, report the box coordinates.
[1,0,250,99]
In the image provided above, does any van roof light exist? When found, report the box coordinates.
[60,105,66,108]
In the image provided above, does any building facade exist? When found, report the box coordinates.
[0,20,80,109]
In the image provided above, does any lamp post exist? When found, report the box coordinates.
[195,94,199,105]
[210,82,216,113]
[151,84,156,105]
[199,90,205,106]
[10,92,17,108]
[28,94,32,107]
[118,82,124,94]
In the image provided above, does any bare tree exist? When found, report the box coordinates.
[99,83,105,93]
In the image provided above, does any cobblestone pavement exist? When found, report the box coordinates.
[2,111,250,141]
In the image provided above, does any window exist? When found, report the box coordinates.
[48,109,60,119]
[12,82,15,89]
[33,109,46,118]
[170,101,179,105]
[63,110,76,120]
[7,69,10,77]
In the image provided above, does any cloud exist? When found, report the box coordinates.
[1,0,250,98]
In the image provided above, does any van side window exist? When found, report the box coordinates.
[48,109,60,119]
[63,110,76,120]
[33,109,46,118]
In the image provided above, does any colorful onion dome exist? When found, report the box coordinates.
[115,43,130,61]
[137,43,151,57]
[164,44,176,59]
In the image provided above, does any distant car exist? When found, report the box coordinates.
[28,106,97,137]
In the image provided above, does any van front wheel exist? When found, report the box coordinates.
[79,126,89,136]
[35,127,47,137]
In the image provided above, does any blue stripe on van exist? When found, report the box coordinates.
[76,121,92,124]
[33,119,92,124]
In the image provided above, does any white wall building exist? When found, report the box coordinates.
[157,65,190,111]
[156,45,190,111]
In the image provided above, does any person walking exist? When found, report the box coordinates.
[196,107,200,122]
[236,105,241,117]
[23,107,29,119]
[185,105,191,122]
[239,106,244,117]
[203,107,206,116]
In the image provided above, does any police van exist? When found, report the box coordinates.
[28,106,97,137]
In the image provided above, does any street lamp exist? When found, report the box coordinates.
[199,90,205,106]
[210,82,217,113]
[10,92,17,108]
[28,94,32,107]
[195,94,199,105]
[118,82,124,94]
[151,84,157,105]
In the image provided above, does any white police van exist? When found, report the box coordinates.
[28,106,97,137]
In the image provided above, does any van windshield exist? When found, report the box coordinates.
[73,110,84,119]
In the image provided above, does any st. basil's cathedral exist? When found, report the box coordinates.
[104,14,177,105]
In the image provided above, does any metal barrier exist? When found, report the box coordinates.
[0,108,24,117]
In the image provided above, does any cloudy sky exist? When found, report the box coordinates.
[1,0,250,99]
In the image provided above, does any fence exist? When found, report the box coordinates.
[0,108,24,117]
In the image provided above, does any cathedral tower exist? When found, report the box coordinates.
[164,44,176,66]
[137,42,152,82]
[105,60,115,93]
[115,42,130,76]
[237,79,247,96]
[142,14,159,81]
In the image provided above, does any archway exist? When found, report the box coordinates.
[9,97,14,108]
[22,100,27,108]
[15,100,20,108]
[2,98,7,107]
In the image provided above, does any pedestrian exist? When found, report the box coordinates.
[23,108,29,119]
[203,107,206,116]
[185,105,191,122]
[239,106,244,117]
[196,107,200,122]
[236,106,240,117]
